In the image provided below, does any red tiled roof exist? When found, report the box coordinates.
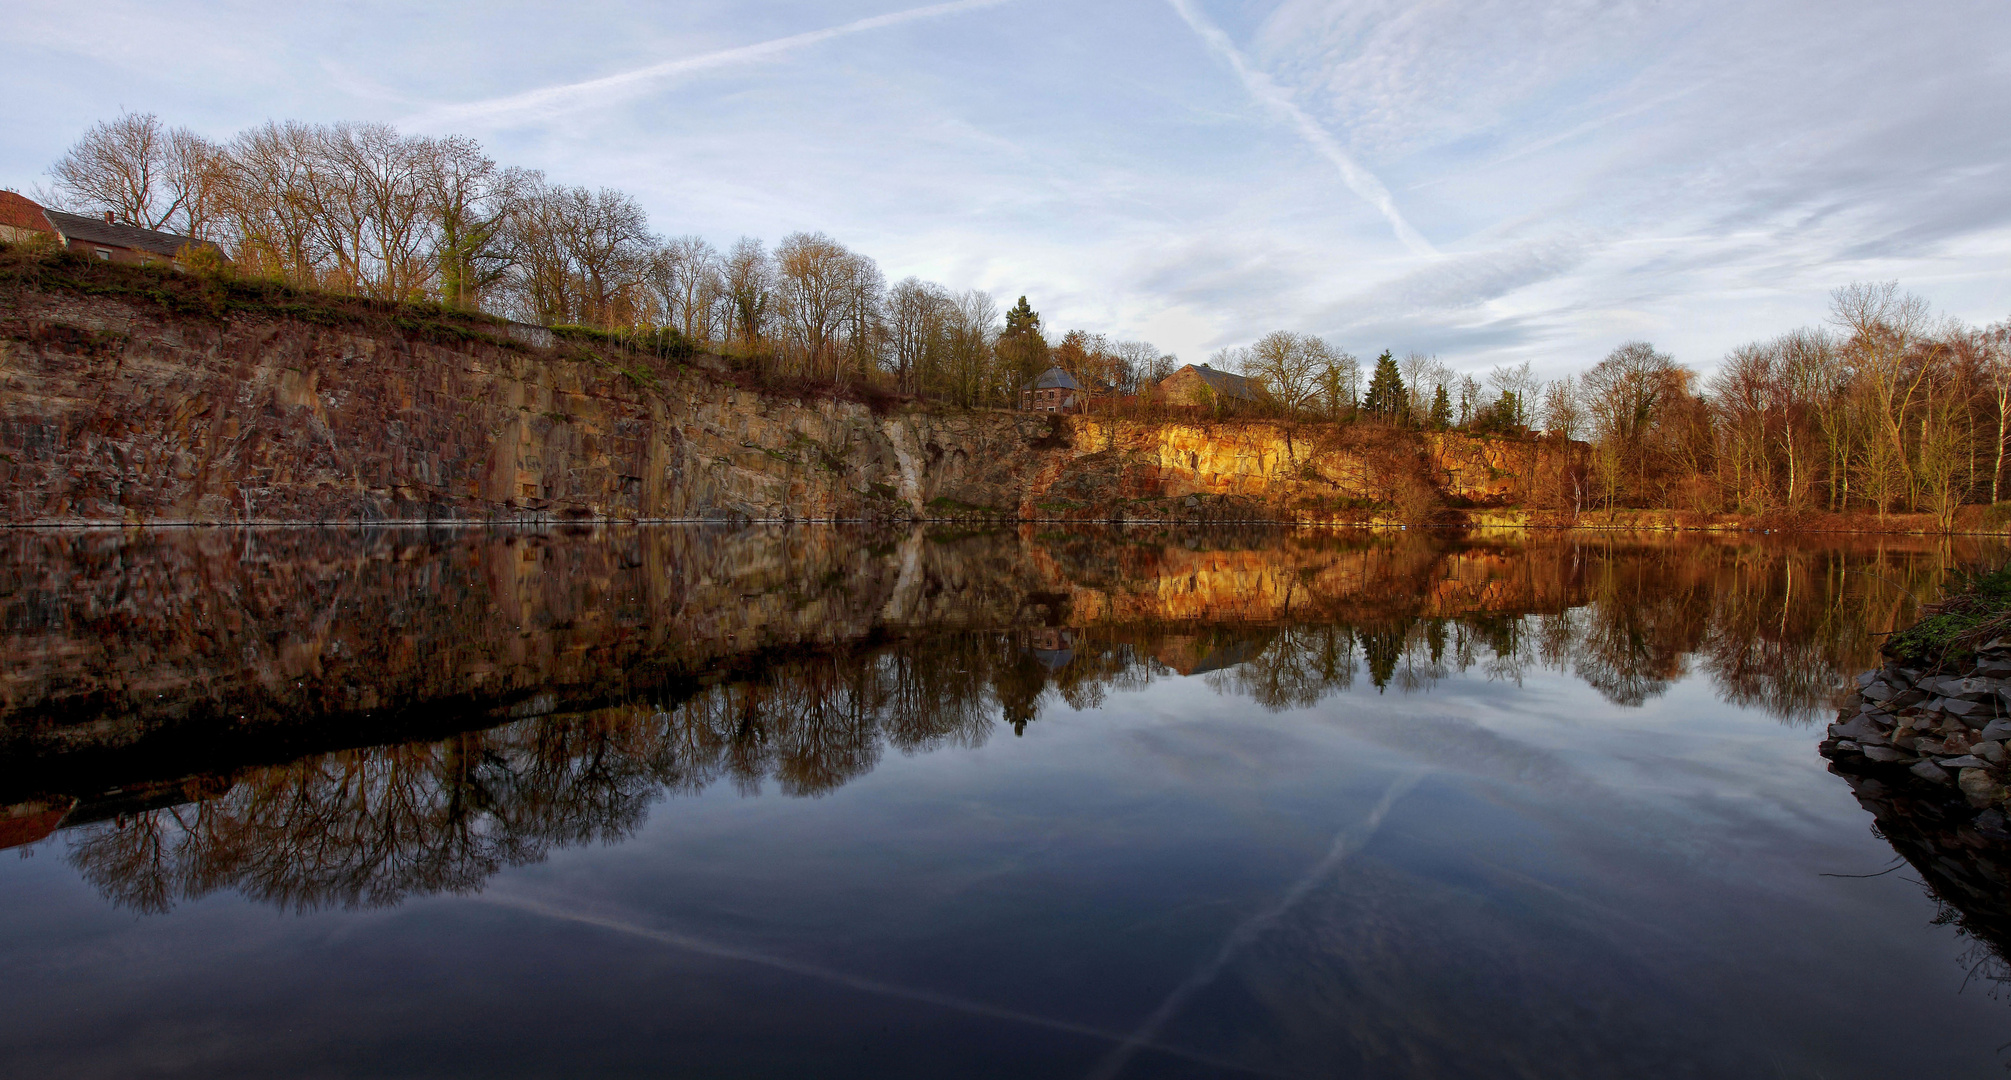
[0,191,51,233]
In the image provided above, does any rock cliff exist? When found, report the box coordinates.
[0,266,1582,525]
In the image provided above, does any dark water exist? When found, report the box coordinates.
[3,525,2009,1078]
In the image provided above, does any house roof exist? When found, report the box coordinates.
[1030,366,1082,391]
[0,191,51,233]
[42,210,224,260]
[1168,363,1262,401]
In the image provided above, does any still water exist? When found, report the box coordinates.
[2,525,2008,1078]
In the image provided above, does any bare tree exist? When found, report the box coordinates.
[724,237,774,353]
[50,111,221,234]
[887,277,948,395]
[218,120,328,284]
[1581,342,1687,505]
[946,290,998,407]
[1541,377,1582,440]
[424,138,521,310]
[1830,281,1933,509]
[774,231,859,381]
[1985,320,2011,505]
[1112,340,1170,395]
[659,235,723,342]
[1487,361,1540,428]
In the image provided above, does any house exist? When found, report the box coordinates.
[1021,366,1083,412]
[0,191,227,268]
[0,191,50,244]
[1154,363,1264,409]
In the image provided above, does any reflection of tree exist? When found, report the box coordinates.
[44,529,2009,914]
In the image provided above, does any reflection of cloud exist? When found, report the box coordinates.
[1331,707,1593,797]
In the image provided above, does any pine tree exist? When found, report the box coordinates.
[1362,350,1407,420]
[997,295,1050,395]
[1429,383,1453,428]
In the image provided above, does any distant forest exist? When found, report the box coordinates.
[20,111,2011,524]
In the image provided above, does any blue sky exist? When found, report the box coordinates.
[6,0,2008,377]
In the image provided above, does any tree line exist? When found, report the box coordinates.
[1205,291,2011,524]
[31,111,1178,406]
[28,113,2011,520]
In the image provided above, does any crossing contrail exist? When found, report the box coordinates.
[1085,769,1426,1080]
[476,891,1286,1077]
[1164,0,1438,258]
[410,0,1015,128]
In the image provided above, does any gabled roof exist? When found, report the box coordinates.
[0,191,51,233]
[1030,366,1082,391]
[42,210,225,260]
[1168,363,1262,401]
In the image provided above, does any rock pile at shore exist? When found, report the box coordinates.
[1822,642,2011,812]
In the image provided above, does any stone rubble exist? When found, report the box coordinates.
[1821,636,2011,810]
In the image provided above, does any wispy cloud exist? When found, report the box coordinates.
[406,0,1015,129]
[1164,0,1438,258]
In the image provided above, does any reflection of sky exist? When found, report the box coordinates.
[1,662,2001,1076]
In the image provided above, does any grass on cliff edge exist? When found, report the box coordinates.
[0,241,914,413]
[1888,564,2011,668]
[0,240,539,352]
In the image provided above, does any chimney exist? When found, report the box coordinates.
[103,211,114,224]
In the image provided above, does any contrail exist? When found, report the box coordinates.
[1084,769,1427,1080]
[410,0,1015,128]
[1163,0,1438,258]
[475,891,1286,1077]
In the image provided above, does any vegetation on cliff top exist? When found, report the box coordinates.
[0,240,530,350]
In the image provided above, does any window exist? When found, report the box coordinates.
[94,248,112,261]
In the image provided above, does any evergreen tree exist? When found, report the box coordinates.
[1429,383,1453,428]
[997,295,1050,395]
[1362,350,1408,420]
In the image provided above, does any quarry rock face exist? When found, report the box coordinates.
[0,287,1582,524]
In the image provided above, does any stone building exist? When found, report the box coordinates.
[1022,366,1083,412]
[1154,363,1264,409]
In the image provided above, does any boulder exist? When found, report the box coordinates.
[1960,767,2009,805]
[1910,759,1952,783]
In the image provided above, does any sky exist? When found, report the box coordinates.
[5,0,2008,378]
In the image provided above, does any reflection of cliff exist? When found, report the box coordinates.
[4,527,2003,913]
[3,528,1993,778]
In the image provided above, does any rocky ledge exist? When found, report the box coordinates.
[1821,643,2011,813]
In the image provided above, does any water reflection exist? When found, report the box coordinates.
[1824,743,2011,999]
[3,524,2001,915]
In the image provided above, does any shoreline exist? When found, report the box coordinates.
[3,515,2009,536]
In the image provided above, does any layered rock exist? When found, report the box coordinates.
[0,281,1582,525]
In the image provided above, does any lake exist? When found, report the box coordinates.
[1,524,2007,1078]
